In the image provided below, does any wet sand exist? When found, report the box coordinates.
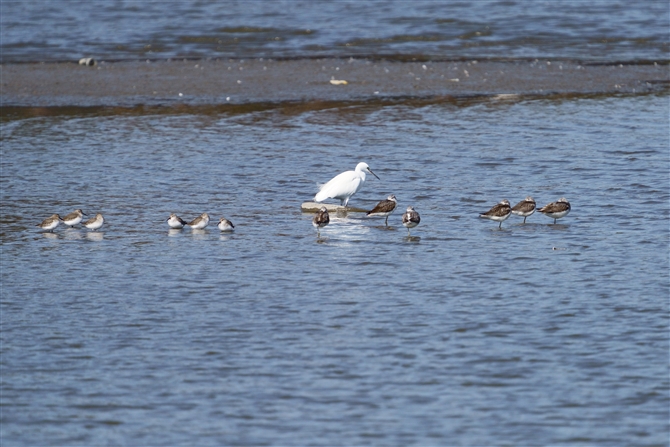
[1,58,668,115]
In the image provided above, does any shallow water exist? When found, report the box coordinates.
[2,0,668,62]
[1,94,668,445]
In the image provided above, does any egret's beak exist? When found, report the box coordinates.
[368,168,380,180]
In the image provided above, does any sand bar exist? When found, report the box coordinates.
[1,58,668,116]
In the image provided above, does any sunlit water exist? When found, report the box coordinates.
[1,95,668,445]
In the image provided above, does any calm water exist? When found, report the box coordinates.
[1,0,668,62]
[2,1,669,445]
[1,94,668,445]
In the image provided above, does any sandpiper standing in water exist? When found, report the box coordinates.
[538,198,571,224]
[479,199,512,229]
[312,206,330,237]
[61,209,86,227]
[187,213,210,230]
[167,213,188,229]
[511,196,536,223]
[367,194,398,226]
[217,217,235,232]
[36,214,61,232]
[402,206,421,235]
[82,213,105,231]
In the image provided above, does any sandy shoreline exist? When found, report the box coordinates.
[1,58,668,115]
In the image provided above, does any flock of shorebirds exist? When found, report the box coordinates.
[310,162,571,236]
[36,161,571,236]
[312,194,571,236]
[36,209,235,233]
[478,196,571,228]
[166,213,235,231]
[36,209,104,232]
[312,196,420,237]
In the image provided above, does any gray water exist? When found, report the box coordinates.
[2,0,668,62]
[2,1,670,445]
[2,94,668,445]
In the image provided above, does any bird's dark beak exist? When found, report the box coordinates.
[368,168,380,180]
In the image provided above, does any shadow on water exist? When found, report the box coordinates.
[545,223,570,231]
[370,224,398,231]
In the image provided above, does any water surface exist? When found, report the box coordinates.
[1,95,668,445]
[2,0,668,62]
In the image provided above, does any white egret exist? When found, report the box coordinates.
[314,162,379,207]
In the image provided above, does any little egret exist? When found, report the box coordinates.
[479,199,512,228]
[314,162,379,207]
[538,198,571,224]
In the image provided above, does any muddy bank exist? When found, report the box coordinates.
[1,57,668,114]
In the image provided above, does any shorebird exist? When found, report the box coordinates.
[82,213,104,231]
[314,162,379,207]
[217,217,235,232]
[538,198,571,224]
[402,206,421,235]
[187,213,210,230]
[511,196,536,223]
[367,194,398,226]
[312,206,330,237]
[61,209,86,227]
[167,213,188,229]
[36,214,61,232]
[479,199,512,229]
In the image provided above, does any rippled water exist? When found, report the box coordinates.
[2,0,668,62]
[1,95,668,445]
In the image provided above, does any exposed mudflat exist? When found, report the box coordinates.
[2,58,668,113]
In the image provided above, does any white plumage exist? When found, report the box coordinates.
[314,162,379,207]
